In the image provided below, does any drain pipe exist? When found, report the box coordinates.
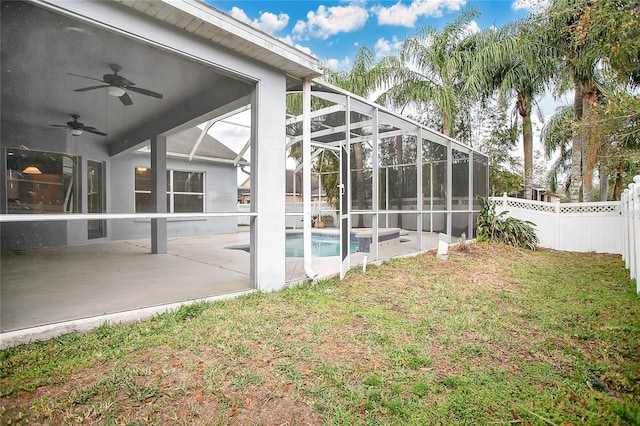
[302,78,318,280]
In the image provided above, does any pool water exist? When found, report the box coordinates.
[285,233,358,257]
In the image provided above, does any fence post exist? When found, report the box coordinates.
[632,175,640,293]
[554,200,560,250]
[622,189,629,268]
[502,192,507,209]
[629,182,637,282]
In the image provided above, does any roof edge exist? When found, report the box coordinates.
[117,0,322,79]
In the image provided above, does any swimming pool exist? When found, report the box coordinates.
[285,232,358,258]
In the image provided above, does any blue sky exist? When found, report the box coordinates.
[202,0,559,174]
[204,0,543,69]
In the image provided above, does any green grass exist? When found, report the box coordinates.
[1,243,639,425]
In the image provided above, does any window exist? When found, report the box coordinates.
[6,148,77,213]
[134,168,204,213]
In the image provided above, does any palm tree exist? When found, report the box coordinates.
[541,105,573,194]
[382,8,480,138]
[543,0,602,202]
[322,46,392,226]
[466,21,556,200]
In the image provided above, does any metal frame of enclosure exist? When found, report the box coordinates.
[287,80,489,279]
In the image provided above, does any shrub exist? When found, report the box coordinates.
[476,196,539,250]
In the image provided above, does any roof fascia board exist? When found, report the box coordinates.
[173,1,320,65]
[117,0,322,78]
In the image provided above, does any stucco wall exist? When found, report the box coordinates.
[109,154,238,241]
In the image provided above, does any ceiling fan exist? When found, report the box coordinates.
[50,114,107,136]
[68,63,163,106]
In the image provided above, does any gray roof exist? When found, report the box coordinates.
[167,127,241,161]
[136,127,246,163]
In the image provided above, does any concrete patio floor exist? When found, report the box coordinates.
[1,229,440,347]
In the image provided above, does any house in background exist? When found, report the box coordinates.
[238,170,325,204]
[512,184,561,203]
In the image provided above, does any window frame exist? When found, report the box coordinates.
[5,147,78,214]
[134,168,205,213]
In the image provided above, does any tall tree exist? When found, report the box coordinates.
[541,105,574,196]
[542,0,604,201]
[466,21,556,200]
[478,106,524,196]
[380,8,480,139]
[322,46,392,226]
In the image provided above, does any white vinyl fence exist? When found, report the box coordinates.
[621,177,640,293]
[489,195,622,254]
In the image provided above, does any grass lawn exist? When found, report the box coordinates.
[1,243,639,425]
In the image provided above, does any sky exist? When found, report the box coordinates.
[204,0,545,70]
[201,0,559,181]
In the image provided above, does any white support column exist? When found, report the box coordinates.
[250,89,258,288]
[371,107,379,261]
[151,134,167,254]
[302,78,317,279]
[251,73,287,291]
[468,151,473,238]
[446,142,453,237]
[417,128,423,250]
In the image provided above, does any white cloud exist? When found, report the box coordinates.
[374,36,402,57]
[229,6,289,34]
[374,0,466,27]
[461,20,480,37]
[323,57,351,71]
[511,0,550,12]
[292,4,369,40]
[279,35,314,56]
[375,2,417,27]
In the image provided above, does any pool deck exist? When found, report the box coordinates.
[1,229,440,348]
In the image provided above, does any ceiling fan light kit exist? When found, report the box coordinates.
[68,63,163,106]
[106,85,126,97]
[51,64,162,137]
[49,114,106,137]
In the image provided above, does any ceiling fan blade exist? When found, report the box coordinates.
[119,92,133,106]
[67,73,105,83]
[84,127,107,137]
[74,85,110,92]
[126,86,163,99]
[50,124,68,128]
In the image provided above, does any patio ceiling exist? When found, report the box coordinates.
[1,1,255,157]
